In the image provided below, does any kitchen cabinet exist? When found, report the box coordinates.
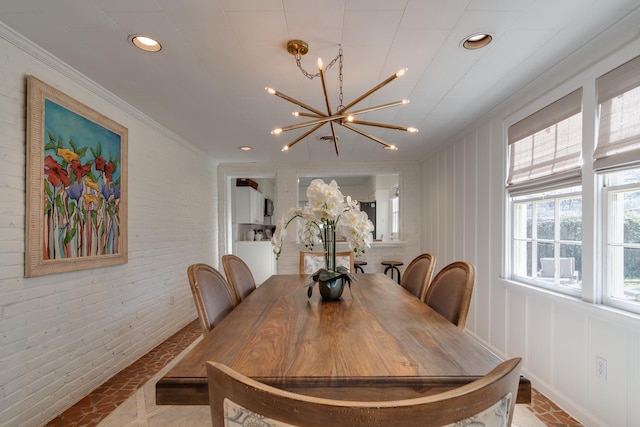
[234,241,276,285]
[234,186,264,224]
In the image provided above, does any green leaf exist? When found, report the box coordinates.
[55,194,64,213]
[76,146,88,157]
[64,228,76,244]
[68,138,78,152]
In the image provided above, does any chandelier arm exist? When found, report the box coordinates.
[279,100,408,133]
[318,61,339,156]
[318,63,334,116]
[328,121,339,156]
[338,70,406,113]
[268,88,327,116]
[294,112,324,118]
[347,119,415,132]
[279,115,342,133]
[346,100,408,117]
[282,123,325,151]
[340,122,397,150]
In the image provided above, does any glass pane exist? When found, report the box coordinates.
[512,240,530,277]
[513,202,532,239]
[620,248,640,303]
[527,241,533,277]
[560,198,582,241]
[527,203,533,239]
[624,247,640,282]
[537,242,554,275]
[537,201,555,240]
[560,243,582,283]
[624,190,640,244]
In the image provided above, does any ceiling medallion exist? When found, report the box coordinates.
[265,40,418,156]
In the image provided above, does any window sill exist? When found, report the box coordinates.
[501,278,640,325]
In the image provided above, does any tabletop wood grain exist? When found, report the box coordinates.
[156,274,530,405]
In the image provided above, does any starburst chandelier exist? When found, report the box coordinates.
[265,40,418,156]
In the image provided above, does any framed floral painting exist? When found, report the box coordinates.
[25,76,128,277]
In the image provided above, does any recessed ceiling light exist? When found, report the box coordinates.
[129,35,162,52]
[461,33,492,50]
[239,146,253,151]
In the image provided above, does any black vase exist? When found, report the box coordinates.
[318,276,344,301]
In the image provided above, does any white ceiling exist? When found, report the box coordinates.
[1,0,639,164]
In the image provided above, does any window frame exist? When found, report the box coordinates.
[510,186,583,297]
[600,171,640,314]
[390,194,399,240]
[504,54,640,317]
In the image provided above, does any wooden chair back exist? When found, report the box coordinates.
[221,254,256,302]
[299,251,354,274]
[424,261,475,330]
[207,357,522,427]
[399,253,436,301]
[187,263,238,334]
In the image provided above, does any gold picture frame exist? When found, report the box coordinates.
[26,76,128,277]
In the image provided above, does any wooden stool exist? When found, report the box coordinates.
[382,260,403,283]
[354,260,367,273]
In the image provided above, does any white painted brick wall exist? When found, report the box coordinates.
[0,27,217,426]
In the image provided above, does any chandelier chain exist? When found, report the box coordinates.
[337,48,344,110]
[294,50,341,80]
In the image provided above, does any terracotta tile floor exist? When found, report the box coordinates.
[45,319,202,427]
[45,318,583,426]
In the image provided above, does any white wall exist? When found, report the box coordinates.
[217,162,422,277]
[422,12,640,427]
[0,26,217,426]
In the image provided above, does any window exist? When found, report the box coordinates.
[512,186,582,295]
[596,54,640,314]
[390,192,399,240]
[602,169,640,311]
[507,90,583,296]
[505,54,640,314]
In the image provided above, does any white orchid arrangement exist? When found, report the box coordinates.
[271,179,374,296]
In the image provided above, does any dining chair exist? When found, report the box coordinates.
[423,261,475,330]
[221,254,256,303]
[299,251,354,274]
[399,253,436,301]
[187,263,239,334]
[207,357,522,427]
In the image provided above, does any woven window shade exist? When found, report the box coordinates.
[507,89,583,192]
[594,55,640,171]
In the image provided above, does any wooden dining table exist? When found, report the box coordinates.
[156,273,530,405]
